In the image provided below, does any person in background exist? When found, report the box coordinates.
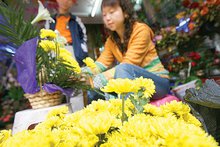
[84,0,170,102]
[46,0,88,66]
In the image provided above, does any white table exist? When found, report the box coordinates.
[12,92,85,134]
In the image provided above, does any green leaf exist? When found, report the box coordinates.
[129,94,149,114]
[0,1,39,47]
[7,86,24,101]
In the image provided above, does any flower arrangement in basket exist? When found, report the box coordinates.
[0,1,88,109]
[14,29,86,109]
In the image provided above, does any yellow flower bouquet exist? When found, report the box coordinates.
[0,77,218,145]
[0,81,218,146]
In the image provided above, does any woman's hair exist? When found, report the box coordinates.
[101,0,136,53]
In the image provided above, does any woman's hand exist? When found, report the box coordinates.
[80,73,94,88]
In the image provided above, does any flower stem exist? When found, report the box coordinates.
[121,93,125,125]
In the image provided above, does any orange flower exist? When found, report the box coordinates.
[190,12,199,21]
[200,6,209,16]
[179,57,186,63]
[206,0,218,4]
[188,22,195,30]
[168,65,173,71]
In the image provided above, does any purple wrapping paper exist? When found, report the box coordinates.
[14,37,39,94]
[14,38,72,96]
[43,84,74,96]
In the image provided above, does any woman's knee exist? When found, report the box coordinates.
[115,63,131,72]
[152,79,170,99]
[115,63,133,78]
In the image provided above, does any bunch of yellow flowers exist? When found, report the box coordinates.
[0,100,218,146]
[38,29,81,74]
[34,28,84,90]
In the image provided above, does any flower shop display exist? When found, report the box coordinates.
[155,0,220,65]
[0,1,219,145]
[0,59,31,129]
[154,0,220,91]
[0,86,30,130]
[0,78,219,146]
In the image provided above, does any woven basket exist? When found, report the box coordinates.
[25,90,63,109]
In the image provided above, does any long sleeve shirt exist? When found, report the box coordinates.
[89,22,169,87]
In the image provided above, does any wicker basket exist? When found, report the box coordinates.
[25,90,63,109]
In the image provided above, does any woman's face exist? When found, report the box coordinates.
[102,4,125,31]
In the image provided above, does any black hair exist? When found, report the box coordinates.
[101,0,136,53]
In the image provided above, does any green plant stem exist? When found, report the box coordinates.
[120,93,125,125]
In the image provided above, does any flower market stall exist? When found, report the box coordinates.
[0,0,220,146]
[154,0,220,82]
[151,0,220,103]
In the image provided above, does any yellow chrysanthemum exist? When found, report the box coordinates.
[63,111,87,129]
[164,120,218,147]
[86,99,111,113]
[134,77,156,98]
[143,104,162,116]
[0,96,218,147]
[46,106,69,119]
[35,116,63,130]
[0,130,11,144]
[62,57,81,74]
[83,57,97,69]
[73,65,81,74]
[161,101,191,119]
[102,132,146,147]
[59,48,72,57]
[40,29,57,39]
[182,113,202,127]
[101,78,135,94]
[2,130,58,147]
[78,111,115,135]
[39,40,56,52]
[120,114,151,139]
[78,134,99,147]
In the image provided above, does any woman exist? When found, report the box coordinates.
[85,0,169,101]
